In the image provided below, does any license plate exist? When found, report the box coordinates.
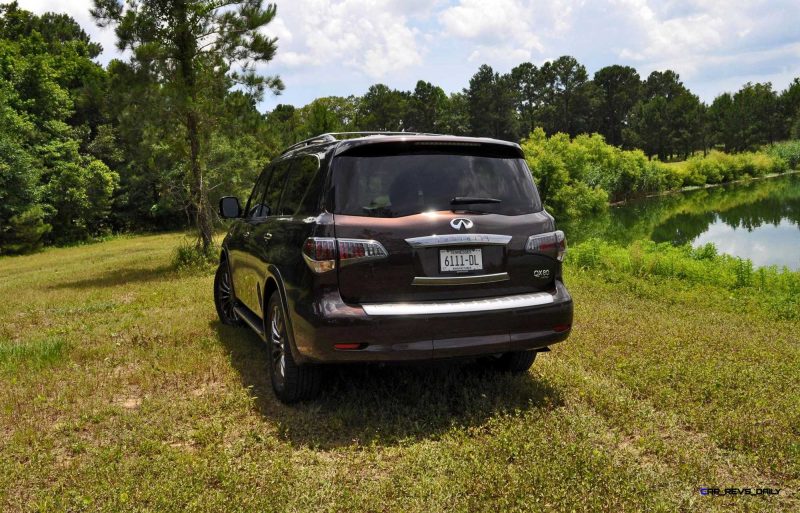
[440,248,483,273]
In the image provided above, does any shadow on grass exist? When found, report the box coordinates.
[213,320,564,449]
[48,265,177,290]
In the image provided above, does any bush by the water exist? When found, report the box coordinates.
[668,150,787,187]
[765,139,800,169]
[567,239,800,319]
[522,129,797,219]
[521,129,673,218]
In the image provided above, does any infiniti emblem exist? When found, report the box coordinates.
[450,218,474,230]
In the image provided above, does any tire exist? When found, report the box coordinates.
[488,350,537,373]
[266,293,322,403]
[214,261,243,326]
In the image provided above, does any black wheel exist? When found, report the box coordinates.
[486,350,537,373]
[214,261,242,326]
[266,293,322,403]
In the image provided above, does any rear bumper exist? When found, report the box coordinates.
[289,281,573,363]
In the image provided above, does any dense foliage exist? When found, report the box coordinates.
[765,139,800,169]
[92,0,284,253]
[520,129,789,219]
[270,60,800,162]
[0,3,116,252]
[1,3,800,254]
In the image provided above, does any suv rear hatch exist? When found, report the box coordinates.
[331,140,560,304]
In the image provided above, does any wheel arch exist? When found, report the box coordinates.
[262,267,305,364]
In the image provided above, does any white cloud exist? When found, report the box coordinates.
[614,0,727,62]
[611,0,799,85]
[266,0,424,78]
[12,0,800,108]
[17,0,122,64]
[438,0,549,64]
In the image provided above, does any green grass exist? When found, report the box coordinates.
[1,233,798,512]
[0,336,68,373]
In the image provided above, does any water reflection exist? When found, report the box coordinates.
[693,218,800,269]
[562,173,800,269]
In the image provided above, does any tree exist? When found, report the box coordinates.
[298,96,359,138]
[92,0,284,253]
[708,93,736,150]
[779,78,800,139]
[439,92,470,136]
[303,99,342,137]
[466,64,518,141]
[709,83,781,152]
[732,83,780,149]
[406,80,448,133]
[511,62,545,138]
[625,70,704,160]
[536,56,596,137]
[592,65,641,146]
[358,84,409,131]
[0,3,118,252]
[266,104,302,149]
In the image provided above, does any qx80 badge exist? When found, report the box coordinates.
[450,218,474,230]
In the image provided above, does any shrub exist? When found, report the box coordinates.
[520,130,792,220]
[679,150,786,186]
[765,140,800,169]
[44,156,120,244]
[2,205,52,254]
[172,238,217,272]
[522,129,652,217]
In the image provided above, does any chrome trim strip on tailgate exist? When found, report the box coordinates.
[362,292,554,316]
[411,272,509,286]
[405,234,512,248]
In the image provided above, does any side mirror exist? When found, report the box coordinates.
[219,196,242,219]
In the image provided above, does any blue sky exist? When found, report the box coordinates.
[19,0,800,110]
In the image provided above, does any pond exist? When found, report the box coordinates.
[561,173,800,270]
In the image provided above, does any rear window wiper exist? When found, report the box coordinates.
[450,196,502,205]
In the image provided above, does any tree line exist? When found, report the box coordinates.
[271,59,800,162]
[1,2,799,255]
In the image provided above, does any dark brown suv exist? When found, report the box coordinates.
[216,132,573,403]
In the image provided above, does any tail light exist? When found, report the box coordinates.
[302,237,388,273]
[337,239,388,267]
[302,238,336,273]
[525,230,566,261]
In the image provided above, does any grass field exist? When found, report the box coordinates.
[1,233,798,512]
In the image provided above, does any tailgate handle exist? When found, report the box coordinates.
[412,272,510,286]
[405,234,512,248]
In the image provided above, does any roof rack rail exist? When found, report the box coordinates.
[280,131,443,155]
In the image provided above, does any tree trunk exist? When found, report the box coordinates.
[175,0,212,253]
[187,110,212,252]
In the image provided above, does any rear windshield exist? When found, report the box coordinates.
[332,149,542,217]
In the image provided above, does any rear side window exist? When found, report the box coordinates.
[264,161,291,215]
[333,148,542,217]
[245,170,270,219]
[278,155,320,216]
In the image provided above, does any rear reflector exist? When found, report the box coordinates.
[302,237,388,274]
[525,230,566,261]
[334,343,364,350]
[553,324,571,333]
